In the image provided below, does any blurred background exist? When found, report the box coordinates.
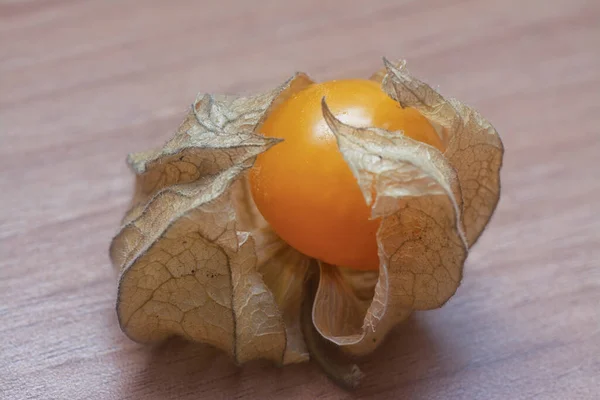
[1,1,599,399]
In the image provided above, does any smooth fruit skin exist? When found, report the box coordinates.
[250,79,443,271]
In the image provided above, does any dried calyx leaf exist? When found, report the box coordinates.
[380,59,504,246]
[110,73,315,365]
[307,59,503,358]
[301,272,364,390]
[232,176,315,364]
[312,101,468,356]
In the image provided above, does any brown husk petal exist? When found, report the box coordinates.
[231,176,315,364]
[110,73,315,365]
[312,101,468,355]
[380,59,504,246]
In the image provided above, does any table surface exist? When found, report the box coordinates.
[1,1,599,399]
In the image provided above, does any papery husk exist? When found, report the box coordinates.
[110,73,314,365]
[312,101,468,356]
[311,60,502,356]
[379,59,504,246]
[231,176,315,364]
[110,58,503,373]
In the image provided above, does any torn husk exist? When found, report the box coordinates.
[110,58,503,384]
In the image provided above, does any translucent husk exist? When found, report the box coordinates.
[110,59,503,383]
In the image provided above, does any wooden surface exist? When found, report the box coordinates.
[1,1,599,399]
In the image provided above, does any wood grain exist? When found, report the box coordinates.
[1,1,599,399]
